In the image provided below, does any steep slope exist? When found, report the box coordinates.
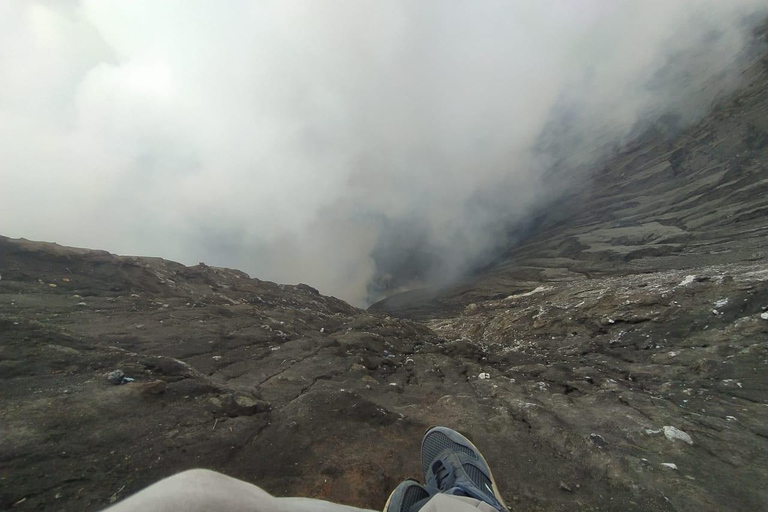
[371,39,768,320]
[2,236,768,512]
[0,237,434,509]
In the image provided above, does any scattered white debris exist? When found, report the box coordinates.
[713,298,729,308]
[645,428,662,435]
[678,275,696,287]
[711,309,720,316]
[535,381,548,390]
[389,383,398,386]
[212,355,222,361]
[725,416,737,422]
[760,312,768,321]
[668,351,680,357]
[320,327,325,333]
[661,463,678,470]
[505,286,552,300]
[663,426,693,445]
[76,302,87,307]
[479,372,491,380]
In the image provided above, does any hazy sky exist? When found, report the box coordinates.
[1,1,765,305]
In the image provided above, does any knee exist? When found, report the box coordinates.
[164,468,224,486]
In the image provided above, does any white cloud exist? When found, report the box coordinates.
[1,0,765,305]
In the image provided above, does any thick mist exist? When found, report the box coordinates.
[1,1,766,305]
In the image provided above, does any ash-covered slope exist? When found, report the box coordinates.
[370,37,768,321]
[2,243,768,512]
[0,236,435,509]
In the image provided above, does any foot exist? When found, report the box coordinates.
[383,479,432,512]
[420,426,507,512]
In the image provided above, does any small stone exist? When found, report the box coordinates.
[661,463,678,470]
[760,312,768,321]
[663,426,693,445]
[219,394,271,416]
[106,370,125,385]
[134,379,166,395]
[479,372,491,380]
[589,433,607,448]
[559,482,573,492]
[76,302,87,307]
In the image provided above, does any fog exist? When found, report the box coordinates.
[1,1,766,305]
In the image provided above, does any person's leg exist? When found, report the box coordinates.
[420,494,500,512]
[104,469,377,512]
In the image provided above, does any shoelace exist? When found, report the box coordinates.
[430,458,458,490]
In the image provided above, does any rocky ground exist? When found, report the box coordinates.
[3,19,768,512]
[2,239,767,512]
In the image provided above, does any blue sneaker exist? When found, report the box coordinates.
[383,479,433,512]
[421,427,507,512]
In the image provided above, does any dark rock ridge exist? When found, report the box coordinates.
[3,22,768,512]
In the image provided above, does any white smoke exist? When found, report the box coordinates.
[1,0,765,305]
